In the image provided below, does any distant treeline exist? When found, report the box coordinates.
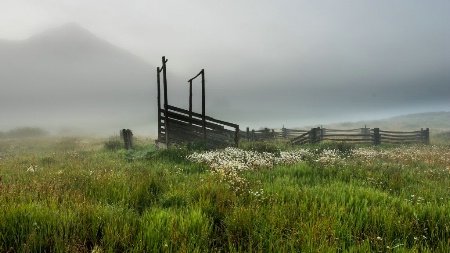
[0,127,49,139]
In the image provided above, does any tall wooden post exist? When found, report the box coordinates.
[201,69,206,145]
[157,67,161,142]
[189,80,193,126]
[162,56,169,147]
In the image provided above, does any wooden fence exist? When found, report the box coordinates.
[159,105,239,148]
[156,56,239,148]
[240,127,308,140]
[242,126,430,146]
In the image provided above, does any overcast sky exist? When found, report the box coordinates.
[1,0,449,132]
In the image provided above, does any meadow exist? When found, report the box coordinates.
[1,136,450,252]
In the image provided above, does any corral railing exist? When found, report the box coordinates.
[376,128,430,145]
[239,127,308,141]
[159,105,239,148]
[241,126,430,146]
[156,56,239,148]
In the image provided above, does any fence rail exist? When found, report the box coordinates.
[159,106,239,148]
[241,126,430,146]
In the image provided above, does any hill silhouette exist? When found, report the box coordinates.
[0,23,154,135]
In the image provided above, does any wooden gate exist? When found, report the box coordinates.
[156,57,239,148]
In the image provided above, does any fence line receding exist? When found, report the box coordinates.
[241,126,430,146]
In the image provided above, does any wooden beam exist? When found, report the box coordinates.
[162,56,169,147]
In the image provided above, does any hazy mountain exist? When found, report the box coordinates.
[318,111,450,133]
[0,23,155,135]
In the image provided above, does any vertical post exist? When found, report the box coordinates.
[122,129,133,150]
[361,125,370,140]
[157,67,161,142]
[373,128,381,145]
[201,69,206,145]
[309,128,316,143]
[246,127,250,139]
[235,127,240,147]
[252,129,255,141]
[128,129,133,150]
[424,128,430,144]
[272,129,275,139]
[189,80,193,126]
[318,127,322,143]
[162,56,169,147]
[282,126,287,139]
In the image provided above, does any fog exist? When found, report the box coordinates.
[1,1,449,136]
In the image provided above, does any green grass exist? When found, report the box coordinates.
[1,137,450,252]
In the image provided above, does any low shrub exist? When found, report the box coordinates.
[104,137,123,151]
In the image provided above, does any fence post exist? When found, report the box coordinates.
[157,67,161,142]
[121,129,133,150]
[373,128,381,145]
[423,128,430,144]
[282,127,287,139]
[252,129,255,141]
[272,129,275,139]
[309,128,317,143]
[361,125,370,140]
[235,127,240,147]
[162,56,169,147]
[246,127,250,139]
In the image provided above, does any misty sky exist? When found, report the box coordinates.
[1,1,449,134]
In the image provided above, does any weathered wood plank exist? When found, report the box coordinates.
[167,105,239,129]
[162,110,226,131]
[322,134,369,137]
[381,136,422,141]
[379,130,422,134]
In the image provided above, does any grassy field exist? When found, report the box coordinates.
[1,136,450,252]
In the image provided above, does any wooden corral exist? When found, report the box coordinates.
[156,57,239,148]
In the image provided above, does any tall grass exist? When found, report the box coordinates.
[0,137,449,252]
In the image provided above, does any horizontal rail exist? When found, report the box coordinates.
[380,133,422,138]
[324,128,362,132]
[167,105,239,129]
[322,138,374,142]
[378,130,422,134]
[162,110,226,131]
[322,134,370,137]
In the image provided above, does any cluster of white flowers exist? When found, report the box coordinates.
[352,145,450,168]
[187,145,450,193]
[313,149,344,166]
[26,165,37,172]
[274,149,314,165]
[187,147,313,172]
[187,147,333,193]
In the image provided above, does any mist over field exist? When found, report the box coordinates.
[1,1,449,136]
